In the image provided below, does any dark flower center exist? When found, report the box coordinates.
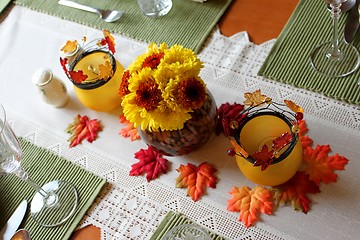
[136,79,162,111]
[177,78,206,109]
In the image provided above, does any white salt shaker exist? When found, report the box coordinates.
[32,68,69,108]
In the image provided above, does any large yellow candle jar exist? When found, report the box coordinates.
[230,96,304,186]
[60,30,123,112]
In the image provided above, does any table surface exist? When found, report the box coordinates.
[70,0,299,238]
[2,1,359,240]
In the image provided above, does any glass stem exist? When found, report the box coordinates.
[16,167,50,199]
[328,3,342,59]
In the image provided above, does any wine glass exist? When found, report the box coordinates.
[0,104,78,227]
[310,0,360,77]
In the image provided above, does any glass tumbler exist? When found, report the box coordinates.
[137,0,172,18]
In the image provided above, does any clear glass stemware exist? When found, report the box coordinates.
[0,104,78,227]
[310,0,360,77]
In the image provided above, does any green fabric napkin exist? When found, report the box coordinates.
[0,138,106,240]
[13,0,233,53]
[150,211,226,240]
[258,0,360,105]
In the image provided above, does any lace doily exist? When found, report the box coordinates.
[1,6,359,240]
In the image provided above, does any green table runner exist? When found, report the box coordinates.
[0,138,106,240]
[13,0,233,53]
[258,0,360,105]
[150,211,225,240]
[0,0,12,13]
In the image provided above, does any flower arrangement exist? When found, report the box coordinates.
[119,43,207,132]
[59,30,116,85]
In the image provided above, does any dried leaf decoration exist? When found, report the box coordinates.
[130,146,168,181]
[303,145,349,184]
[298,119,313,149]
[272,132,292,150]
[69,70,88,84]
[284,99,304,114]
[66,114,102,147]
[251,145,274,171]
[243,89,267,107]
[227,186,273,228]
[119,114,140,141]
[272,172,320,213]
[98,61,113,81]
[230,138,249,158]
[176,162,217,202]
[100,29,116,54]
[61,40,78,54]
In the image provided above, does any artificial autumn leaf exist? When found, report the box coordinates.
[251,145,274,171]
[100,29,116,54]
[303,145,349,185]
[176,162,217,202]
[66,114,102,147]
[272,132,292,150]
[230,138,249,158]
[243,89,267,107]
[69,70,88,84]
[272,172,320,213]
[227,186,273,228]
[130,146,168,182]
[98,61,113,81]
[215,102,245,136]
[119,114,140,141]
[297,119,313,149]
[60,57,69,75]
[284,99,304,114]
[61,40,78,54]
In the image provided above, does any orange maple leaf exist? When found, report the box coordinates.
[272,172,320,213]
[243,89,267,107]
[98,60,113,81]
[65,114,102,147]
[176,162,217,202]
[61,40,78,54]
[284,99,304,113]
[227,186,273,228]
[119,115,140,141]
[303,145,349,184]
[298,119,313,148]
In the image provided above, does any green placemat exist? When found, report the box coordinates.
[258,0,360,105]
[0,138,106,240]
[150,211,225,240]
[0,0,12,13]
[13,0,233,53]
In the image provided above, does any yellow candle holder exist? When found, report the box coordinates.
[60,30,124,112]
[231,100,303,186]
[70,50,124,112]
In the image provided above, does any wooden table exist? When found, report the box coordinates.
[70,0,299,238]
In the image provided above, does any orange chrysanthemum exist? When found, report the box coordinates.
[135,80,162,111]
[142,53,165,69]
[176,77,206,109]
[119,70,131,97]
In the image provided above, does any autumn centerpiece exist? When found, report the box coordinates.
[60,30,124,112]
[228,90,303,186]
[119,43,217,156]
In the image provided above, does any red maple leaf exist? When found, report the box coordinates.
[130,146,168,182]
[272,132,292,150]
[100,30,116,54]
[227,186,273,228]
[65,114,102,147]
[119,114,140,141]
[251,145,274,171]
[176,162,217,202]
[69,70,88,84]
[272,172,320,213]
[60,57,69,75]
[303,145,349,184]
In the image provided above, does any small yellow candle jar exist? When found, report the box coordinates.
[71,51,124,112]
[60,30,123,112]
[234,111,302,186]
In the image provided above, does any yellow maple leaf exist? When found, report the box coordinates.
[61,40,78,54]
[98,61,113,81]
[243,89,267,107]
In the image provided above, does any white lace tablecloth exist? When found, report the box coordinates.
[0,6,359,240]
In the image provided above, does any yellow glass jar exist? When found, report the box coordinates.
[234,112,302,186]
[71,50,124,112]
